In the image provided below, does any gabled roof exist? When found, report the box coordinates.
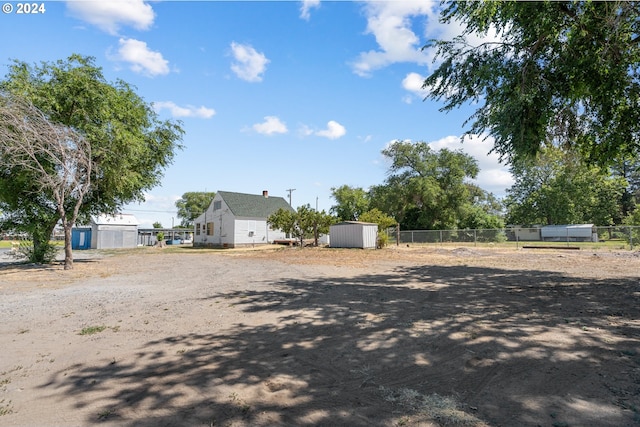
[217,191,294,218]
[332,221,378,226]
[92,213,139,226]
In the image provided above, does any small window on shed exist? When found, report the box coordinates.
[213,201,222,211]
[195,223,201,235]
[207,222,214,236]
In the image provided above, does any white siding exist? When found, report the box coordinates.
[234,218,267,245]
[194,192,291,248]
[330,222,378,249]
[193,194,234,247]
[511,226,541,241]
[89,215,139,249]
[233,218,288,246]
[541,224,594,241]
[91,225,137,249]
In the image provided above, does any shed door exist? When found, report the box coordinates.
[72,229,92,250]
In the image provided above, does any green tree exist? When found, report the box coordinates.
[371,140,479,230]
[359,208,397,247]
[612,158,640,218]
[459,185,505,230]
[330,185,370,221]
[0,92,93,266]
[424,1,640,166]
[310,208,336,246]
[152,222,163,229]
[267,208,297,242]
[504,147,626,226]
[268,205,335,247]
[0,55,183,268]
[175,192,216,227]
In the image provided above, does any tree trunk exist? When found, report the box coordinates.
[314,224,318,246]
[63,222,74,270]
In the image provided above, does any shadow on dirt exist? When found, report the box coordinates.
[41,262,640,426]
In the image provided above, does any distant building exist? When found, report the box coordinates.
[540,224,596,242]
[193,190,294,248]
[72,214,139,250]
[508,224,597,242]
[508,225,543,242]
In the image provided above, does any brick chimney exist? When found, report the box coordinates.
[262,190,269,198]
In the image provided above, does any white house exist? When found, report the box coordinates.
[193,190,294,248]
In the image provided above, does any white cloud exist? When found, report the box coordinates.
[353,1,502,77]
[66,0,155,35]
[300,0,320,20]
[153,101,215,119]
[298,124,314,137]
[316,120,346,140]
[253,116,288,135]
[402,72,426,93]
[230,42,269,82]
[402,72,429,103]
[122,192,180,229]
[351,1,434,77]
[112,38,170,77]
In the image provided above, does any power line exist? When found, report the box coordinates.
[122,208,178,214]
[286,188,296,206]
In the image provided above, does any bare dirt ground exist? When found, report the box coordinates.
[0,245,639,427]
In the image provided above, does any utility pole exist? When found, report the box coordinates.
[286,188,296,206]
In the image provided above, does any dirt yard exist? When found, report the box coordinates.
[0,245,639,427]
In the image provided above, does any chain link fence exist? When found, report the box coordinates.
[389,226,640,250]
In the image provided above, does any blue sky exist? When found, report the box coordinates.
[1,0,513,228]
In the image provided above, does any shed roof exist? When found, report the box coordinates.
[92,213,139,226]
[332,221,378,226]
[218,191,294,218]
[542,224,594,229]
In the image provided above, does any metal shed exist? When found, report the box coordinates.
[329,221,378,249]
[90,214,139,249]
[540,224,596,242]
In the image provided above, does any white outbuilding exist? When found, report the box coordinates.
[90,214,139,249]
[540,224,596,242]
[329,221,378,249]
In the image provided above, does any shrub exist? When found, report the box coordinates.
[377,233,389,248]
[10,240,58,264]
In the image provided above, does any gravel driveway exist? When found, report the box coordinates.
[1,246,639,426]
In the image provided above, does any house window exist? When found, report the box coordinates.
[207,222,214,236]
[195,223,201,235]
[213,201,222,211]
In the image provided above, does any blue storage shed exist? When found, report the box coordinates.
[71,227,92,250]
